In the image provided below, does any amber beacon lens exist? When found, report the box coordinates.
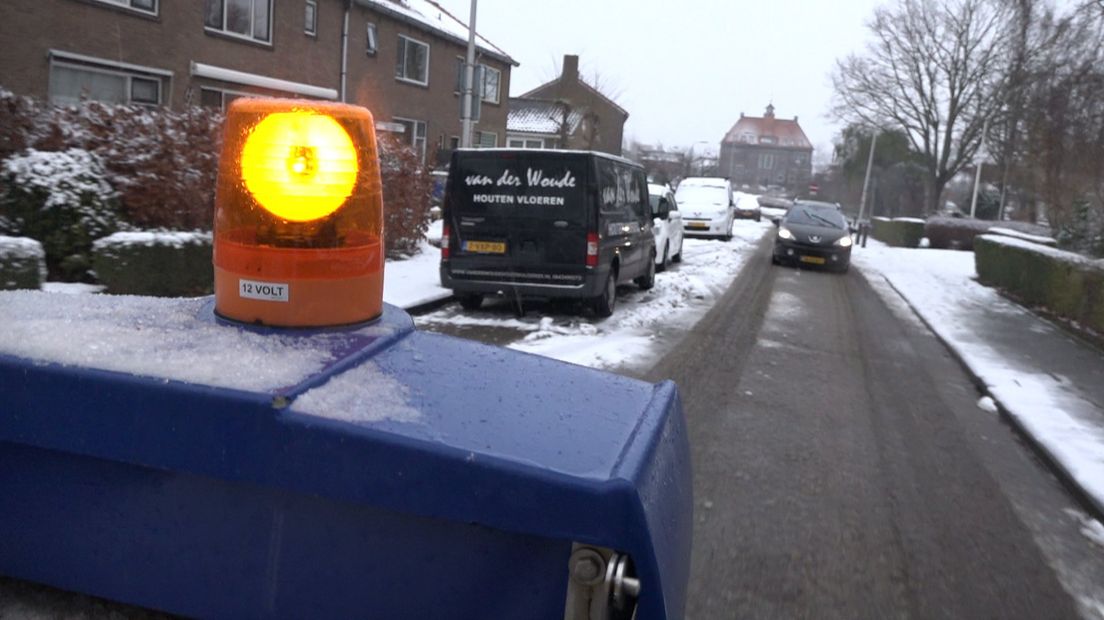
[240,112,358,222]
[212,99,384,328]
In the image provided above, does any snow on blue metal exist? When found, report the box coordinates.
[0,296,691,619]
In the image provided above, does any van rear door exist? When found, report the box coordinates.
[444,151,590,287]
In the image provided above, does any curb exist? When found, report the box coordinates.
[873,273,1104,523]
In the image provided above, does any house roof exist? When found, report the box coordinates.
[355,0,517,66]
[723,109,812,150]
[519,78,628,119]
[507,98,585,135]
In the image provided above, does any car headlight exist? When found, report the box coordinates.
[836,235,853,247]
[777,227,794,240]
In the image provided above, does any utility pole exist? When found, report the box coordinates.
[857,131,877,223]
[969,116,990,219]
[460,0,478,148]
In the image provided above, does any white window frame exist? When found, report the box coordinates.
[204,0,273,45]
[507,135,544,149]
[394,116,428,162]
[304,0,317,36]
[366,23,378,55]
[395,35,430,86]
[481,65,501,104]
[47,50,171,107]
[92,0,158,15]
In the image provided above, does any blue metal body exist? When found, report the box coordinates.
[0,299,692,619]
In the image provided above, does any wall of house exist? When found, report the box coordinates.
[345,3,510,166]
[524,56,626,156]
[720,143,812,190]
[0,0,511,165]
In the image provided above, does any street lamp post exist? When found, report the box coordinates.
[460,0,478,148]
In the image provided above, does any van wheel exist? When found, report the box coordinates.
[658,243,670,272]
[672,242,683,263]
[635,253,656,290]
[458,294,483,310]
[593,270,617,318]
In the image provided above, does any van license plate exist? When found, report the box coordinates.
[799,255,826,265]
[464,240,506,254]
[687,222,709,230]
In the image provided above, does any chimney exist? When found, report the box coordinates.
[794,116,799,122]
[562,54,579,82]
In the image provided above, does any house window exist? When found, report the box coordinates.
[394,117,427,162]
[395,35,429,85]
[204,0,272,44]
[366,23,378,55]
[48,59,167,107]
[304,0,317,36]
[481,65,500,104]
[758,154,775,169]
[449,136,460,150]
[477,131,497,148]
[93,0,157,14]
[200,87,264,111]
[507,138,543,149]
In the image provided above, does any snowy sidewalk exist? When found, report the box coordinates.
[853,244,1104,517]
[381,241,451,310]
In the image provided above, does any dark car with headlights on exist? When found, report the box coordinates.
[771,200,853,272]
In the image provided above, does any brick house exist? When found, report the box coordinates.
[719,104,813,191]
[507,54,627,156]
[0,0,516,164]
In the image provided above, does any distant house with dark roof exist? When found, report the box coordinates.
[506,54,628,155]
[719,104,813,191]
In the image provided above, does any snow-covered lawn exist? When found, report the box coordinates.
[417,220,772,369]
[852,243,1104,518]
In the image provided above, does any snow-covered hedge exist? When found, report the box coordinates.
[91,230,212,297]
[926,216,1053,251]
[975,234,1104,333]
[0,90,432,263]
[0,235,46,290]
[0,148,122,281]
[871,217,925,248]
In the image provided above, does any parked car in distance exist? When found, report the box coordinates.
[440,149,656,317]
[733,192,762,221]
[757,193,795,210]
[675,177,735,240]
[648,183,685,270]
[771,200,853,272]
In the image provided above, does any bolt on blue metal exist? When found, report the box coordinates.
[0,292,692,619]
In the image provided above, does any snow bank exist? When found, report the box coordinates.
[93,230,212,251]
[985,227,1058,247]
[0,236,45,261]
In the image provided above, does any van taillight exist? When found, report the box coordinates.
[441,223,451,261]
[586,232,599,268]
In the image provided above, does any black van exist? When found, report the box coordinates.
[440,149,656,317]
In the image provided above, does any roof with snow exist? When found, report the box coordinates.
[506,98,584,135]
[723,104,812,150]
[355,0,517,66]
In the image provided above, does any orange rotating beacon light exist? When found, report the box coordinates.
[213,98,384,327]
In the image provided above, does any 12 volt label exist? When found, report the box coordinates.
[239,279,289,302]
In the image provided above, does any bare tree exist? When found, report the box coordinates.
[832,0,1011,213]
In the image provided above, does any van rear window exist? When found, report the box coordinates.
[448,154,588,223]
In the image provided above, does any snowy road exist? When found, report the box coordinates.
[642,238,1102,619]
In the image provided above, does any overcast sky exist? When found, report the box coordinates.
[435,0,886,160]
